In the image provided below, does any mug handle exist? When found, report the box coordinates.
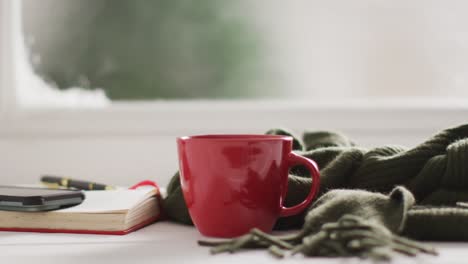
[279,152,320,217]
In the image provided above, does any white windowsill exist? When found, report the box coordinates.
[0,98,466,138]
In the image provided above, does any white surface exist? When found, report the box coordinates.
[0,221,464,264]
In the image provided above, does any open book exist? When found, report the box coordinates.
[0,188,161,235]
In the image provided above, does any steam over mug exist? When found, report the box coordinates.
[177,135,320,238]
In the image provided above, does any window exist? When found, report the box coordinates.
[0,0,466,131]
[9,0,468,108]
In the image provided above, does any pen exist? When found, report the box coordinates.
[40,175,115,190]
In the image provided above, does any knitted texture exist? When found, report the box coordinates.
[163,124,468,259]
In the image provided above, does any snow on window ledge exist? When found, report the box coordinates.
[11,0,109,109]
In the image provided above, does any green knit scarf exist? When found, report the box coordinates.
[163,124,468,260]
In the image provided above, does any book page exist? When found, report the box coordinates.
[57,189,157,214]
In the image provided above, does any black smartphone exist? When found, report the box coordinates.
[0,186,85,212]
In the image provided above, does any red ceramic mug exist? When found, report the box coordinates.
[177,134,320,238]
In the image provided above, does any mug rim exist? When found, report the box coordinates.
[177,134,293,141]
